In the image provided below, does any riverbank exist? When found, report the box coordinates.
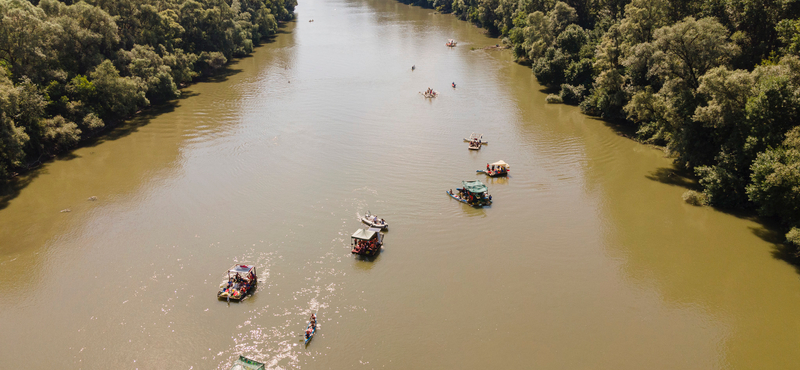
[0,0,297,179]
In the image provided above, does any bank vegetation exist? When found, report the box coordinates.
[0,0,295,175]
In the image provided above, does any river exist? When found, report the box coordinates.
[1,0,799,368]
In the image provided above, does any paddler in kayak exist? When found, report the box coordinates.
[452,82,456,88]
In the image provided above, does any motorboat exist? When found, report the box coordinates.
[361,211,388,230]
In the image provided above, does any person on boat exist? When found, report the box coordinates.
[310,314,316,327]
[373,215,378,223]
[412,65,415,71]
[452,82,456,88]
[305,327,313,338]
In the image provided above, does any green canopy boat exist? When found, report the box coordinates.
[230,355,265,370]
[447,180,492,207]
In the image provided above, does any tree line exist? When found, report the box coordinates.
[400,0,800,251]
[0,0,295,176]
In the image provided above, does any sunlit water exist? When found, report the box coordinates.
[1,0,800,368]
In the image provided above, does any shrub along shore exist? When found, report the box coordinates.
[0,0,296,174]
[399,0,800,251]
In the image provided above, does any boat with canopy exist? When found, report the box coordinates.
[478,160,510,177]
[446,180,492,207]
[217,264,257,301]
[351,227,384,256]
[230,356,265,370]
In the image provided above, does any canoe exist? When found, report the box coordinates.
[304,316,318,345]
[446,190,470,205]
[361,212,388,230]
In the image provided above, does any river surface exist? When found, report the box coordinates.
[2,0,800,368]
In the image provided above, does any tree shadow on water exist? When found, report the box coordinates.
[645,165,701,191]
[751,224,800,275]
[0,170,44,211]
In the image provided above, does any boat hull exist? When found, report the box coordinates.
[476,170,508,177]
[304,323,317,345]
[360,216,388,230]
[446,191,491,207]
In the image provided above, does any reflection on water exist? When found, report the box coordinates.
[1,0,800,368]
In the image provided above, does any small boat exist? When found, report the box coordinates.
[447,180,492,207]
[304,313,318,345]
[446,39,457,47]
[230,355,265,370]
[411,65,415,71]
[361,211,388,230]
[421,90,438,98]
[351,227,384,256]
[468,140,482,150]
[452,82,456,88]
[217,264,257,301]
[463,133,488,144]
[477,160,510,177]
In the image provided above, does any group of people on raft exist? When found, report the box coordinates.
[305,313,317,340]
[486,163,507,175]
[352,238,380,254]
[449,188,492,204]
[221,271,255,298]
[424,87,437,96]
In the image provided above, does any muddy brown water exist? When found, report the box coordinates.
[1,0,799,368]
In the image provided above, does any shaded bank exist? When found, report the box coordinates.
[0,0,297,178]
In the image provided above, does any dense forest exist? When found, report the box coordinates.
[0,0,295,174]
[399,0,800,251]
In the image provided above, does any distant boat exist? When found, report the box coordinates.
[478,160,509,177]
[446,39,457,47]
[463,133,488,144]
[421,90,438,98]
